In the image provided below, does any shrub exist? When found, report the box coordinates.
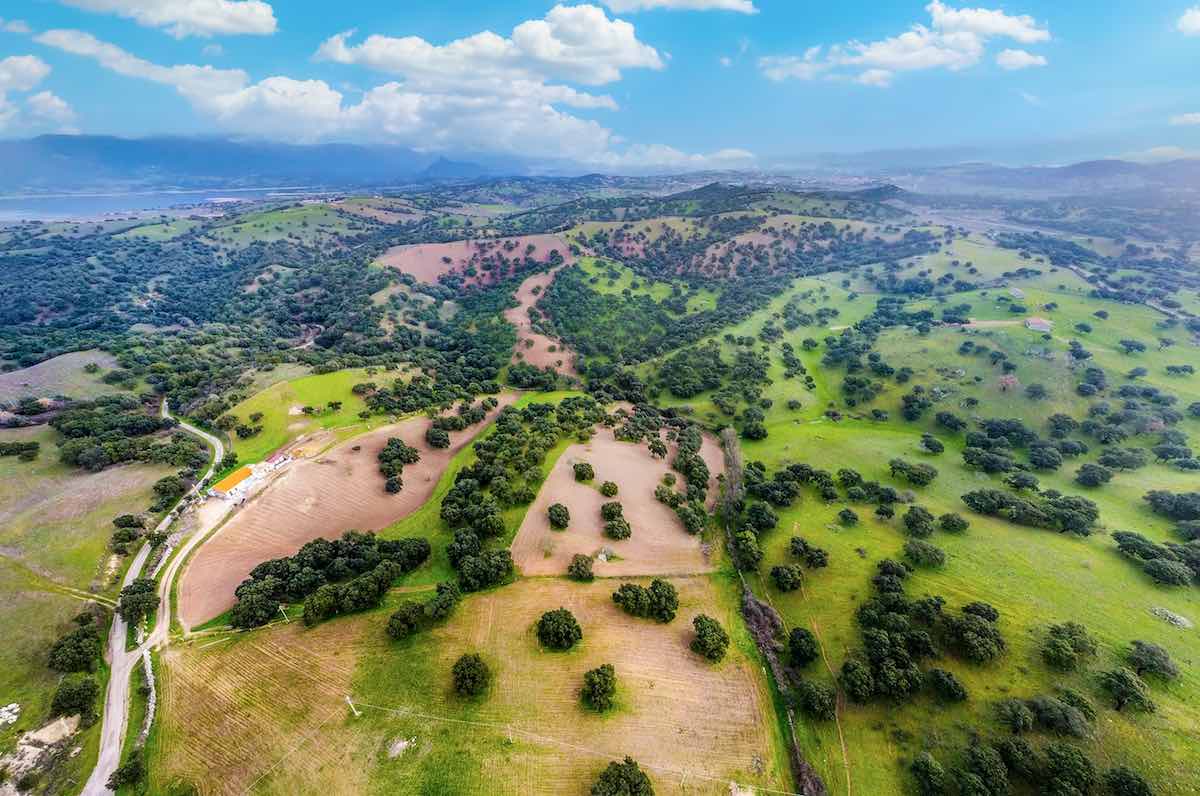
[939,513,969,533]
[1143,558,1192,586]
[1102,766,1153,796]
[106,751,145,789]
[537,608,582,651]
[604,519,632,540]
[838,508,859,526]
[48,624,102,673]
[927,668,967,702]
[904,540,946,568]
[600,502,624,521]
[793,679,836,720]
[567,554,595,582]
[581,663,617,711]
[51,674,98,721]
[1128,640,1178,679]
[910,752,947,796]
[451,653,491,697]
[612,580,678,623]
[591,757,654,796]
[599,481,619,497]
[425,427,451,449]
[1041,622,1097,671]
[1042,743,1096,795]
[387,601,426,640]
[995,698,1034,733]
[548,503,570,530]
[788,627,820,667]
[690,614,729,662]
[574,462,595,482]
[1099,668,1155,712]
[770,564,805,592]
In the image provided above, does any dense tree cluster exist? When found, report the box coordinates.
[612,579,678,623]
[230,531,430,628]
[961,489,1099,535]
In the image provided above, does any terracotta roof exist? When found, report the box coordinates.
[212,466,253,493]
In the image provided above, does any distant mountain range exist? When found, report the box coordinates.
[0,134,1196,197]
[0,135,500,193]
[893,159,1200,196]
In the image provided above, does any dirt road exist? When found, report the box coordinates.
[81,402,227,796]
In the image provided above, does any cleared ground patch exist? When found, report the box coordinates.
[151,615,373,795]
[0,349,120,403]
[179,396,516,627]
[504,267,579,376]
[355,576,788,795]
[375,233,573,286]
[510,428,722,578]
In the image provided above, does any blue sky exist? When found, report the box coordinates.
[0,0,1197,169]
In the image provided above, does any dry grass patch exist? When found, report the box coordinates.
[0,349,119,403]
[510,428,719,578]
[152,617,373,796]
[357,577,787,795]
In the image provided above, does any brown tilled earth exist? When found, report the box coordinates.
[178,396,516,627]
[510,427,724,578]
[375,234,573,286]
[504,267,578,377]
[154,617,373,796]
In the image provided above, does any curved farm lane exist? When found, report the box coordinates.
[505,266,579,378]
[82,402,225,796]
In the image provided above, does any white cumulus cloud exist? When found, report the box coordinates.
[0,54,54,131]
[602,0,757,13]
[35,26,741,170]
[1179,6,1200,35]
[316,5,662,90]
[760,1,1049,87]
[27,90,77,128]
[1170,112,1200,126]
[996,48,1047,70]
[926,0,1049,44]
[60,0,276,38]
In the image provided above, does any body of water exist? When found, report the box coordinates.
[0,187,327,221]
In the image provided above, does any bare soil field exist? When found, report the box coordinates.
[178,397,516,626]
[504,267,579,376]
[375,234,574,286]
[510,428,723,577]
[153,617,374,795]
[0,350,119,403]
[333,198,425,225]
[357,577,787,794]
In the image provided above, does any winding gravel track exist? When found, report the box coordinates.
[81,401,225,796]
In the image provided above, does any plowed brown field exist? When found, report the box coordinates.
[510,428,724,577]
[178,396,515,626]
[375,234,573,286]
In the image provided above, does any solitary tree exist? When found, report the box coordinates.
[591,757,654,796]
[451,653,491,697]
[537,608,583,651]
[581,663,617,711]
[690,614,730,662]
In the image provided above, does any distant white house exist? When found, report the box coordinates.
[1025,317,1054,333]
[1009,287,1026,300]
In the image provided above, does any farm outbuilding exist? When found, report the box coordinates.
[1025,317,1054,333]
[211,466,253,500]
